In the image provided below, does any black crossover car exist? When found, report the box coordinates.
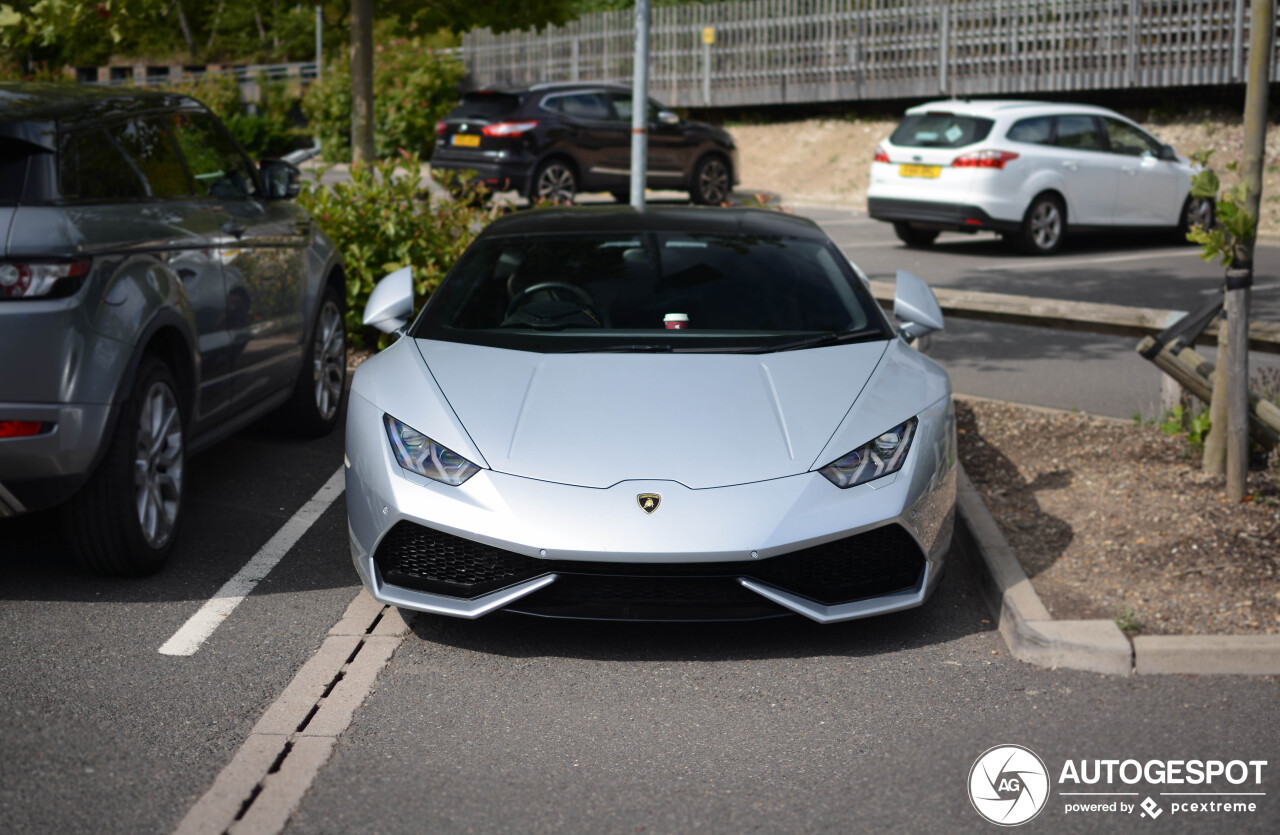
[0,84,346,575]
[431,82,739,205]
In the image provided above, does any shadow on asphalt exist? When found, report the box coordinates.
[925,318,1142,370]
[0,405,352,603]
[904,228,1190,259]
[405,548,993,663]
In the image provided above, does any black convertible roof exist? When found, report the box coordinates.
[479,206,829,241]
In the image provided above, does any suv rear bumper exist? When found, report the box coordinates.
[867,198,1022,234]
[0,402,114,514]
[430,153,530,194]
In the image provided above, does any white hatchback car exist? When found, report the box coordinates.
[868,100,1209,254]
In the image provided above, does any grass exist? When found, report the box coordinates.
[1114,607,1143,635]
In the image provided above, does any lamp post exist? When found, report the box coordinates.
[629,0,650,209]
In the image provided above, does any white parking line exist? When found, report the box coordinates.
[158,466,346,656]
[977,249,1199,271]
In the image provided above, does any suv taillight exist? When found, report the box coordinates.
[0,421,44,438]
[435,121,447,135]
[952,150,1019,169]
[481,121,538,138]
[873,146,890,163]
[0,260,91,300]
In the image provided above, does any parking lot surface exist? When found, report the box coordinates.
[2,205,1278,834]
[804,207,1280,420]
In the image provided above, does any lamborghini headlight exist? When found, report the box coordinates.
[384,414,480,486]
[818,418,917,489]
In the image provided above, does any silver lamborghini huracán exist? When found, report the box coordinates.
[345,207,955,623]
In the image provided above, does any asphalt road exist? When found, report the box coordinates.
[800,206,1280,420]
[0,421,359,833]
[2,200,1278,834]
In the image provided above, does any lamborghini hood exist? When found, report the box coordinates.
[416,339,889,489]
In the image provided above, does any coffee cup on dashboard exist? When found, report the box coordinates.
[664,313,689,330]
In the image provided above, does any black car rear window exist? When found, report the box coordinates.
[889,114,993,148]
[448,92,521,121]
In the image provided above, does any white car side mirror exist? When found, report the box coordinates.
[893,269,945,341]
[363,266,414,335]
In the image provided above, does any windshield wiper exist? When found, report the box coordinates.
[753,329,881,353]
[556,343,674,353]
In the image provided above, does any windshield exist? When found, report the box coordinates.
[413,231,891,352]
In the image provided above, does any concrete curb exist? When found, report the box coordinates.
[954,466,1280,676]
[173,592,412,835]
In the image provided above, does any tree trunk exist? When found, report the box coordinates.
[1222,0,1275,499]
[1203,324,1228,474]
[206,0,226,54]
[175,1,197,61]
[350,0,375,164]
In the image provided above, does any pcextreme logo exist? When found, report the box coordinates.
[968,746,1269,826]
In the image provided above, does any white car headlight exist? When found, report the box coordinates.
[384,414,480,486]
[818,418,917,489]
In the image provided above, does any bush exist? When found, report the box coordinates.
[298,152,499,347]
[302,39,464,163]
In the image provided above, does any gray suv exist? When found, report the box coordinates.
[0,84,346,575]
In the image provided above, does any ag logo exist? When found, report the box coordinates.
[636,493,661,514]
[968,744,1050,826]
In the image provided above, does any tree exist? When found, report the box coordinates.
[347,1,579,163]
[0,0,163,71]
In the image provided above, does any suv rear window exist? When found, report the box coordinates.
[0,138,42,204]
[448,92,521,121]
[59,117,192,201]
[59,126,147,201]
[890,113,993,148]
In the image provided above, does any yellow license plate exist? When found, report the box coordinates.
[899,164,941,178]
[451,134,481,148]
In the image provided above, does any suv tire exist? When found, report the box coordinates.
[531,159,577,204]
[1017,194,1066,255]
[690,155,731,205]
[65,357,185,576]
[893,222,940,248]
[281,285,346,438]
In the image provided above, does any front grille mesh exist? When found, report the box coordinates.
[373,521,925,607]
[374,522,543,596]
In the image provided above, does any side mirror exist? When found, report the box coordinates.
[363,267,414,335]
[260,159,302,200]
[657,110,680,126]
[1158,144,1178,162]
[893,269,944,341]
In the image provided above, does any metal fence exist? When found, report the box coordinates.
[76,61,318,104]
[461,0,1280,107]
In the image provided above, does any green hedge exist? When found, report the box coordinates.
[302,39,464,163]
[298,152,499,347]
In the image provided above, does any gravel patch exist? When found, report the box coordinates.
[956,396,1280,636]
